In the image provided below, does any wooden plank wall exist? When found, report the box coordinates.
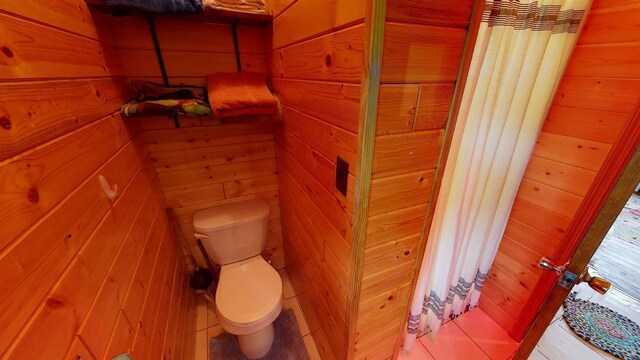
[269,0,365,358]
[0,2,196,359]
[112,17,284,269]
[351,1,474,358]
[479,0,640,336]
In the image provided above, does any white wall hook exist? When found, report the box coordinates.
[98,175,118,201]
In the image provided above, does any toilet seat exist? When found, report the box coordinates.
[216,256,283,335]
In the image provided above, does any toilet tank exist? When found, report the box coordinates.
[192,199,270,265]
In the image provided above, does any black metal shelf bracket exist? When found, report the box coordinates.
[146,16,180,128]
[231,20,242,72]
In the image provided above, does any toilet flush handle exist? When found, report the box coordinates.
[194,233,210,240]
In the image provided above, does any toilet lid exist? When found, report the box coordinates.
[216,256,283,325]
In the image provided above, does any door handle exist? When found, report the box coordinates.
[538,257,566,274]
[579,267,612,295]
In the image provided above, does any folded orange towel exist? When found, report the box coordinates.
[206,72,277,118]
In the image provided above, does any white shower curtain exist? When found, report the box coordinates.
[402,0,590,352]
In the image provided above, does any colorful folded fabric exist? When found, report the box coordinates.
[129,81,207,102]
[120,99,212,117]
[206,72,277,118]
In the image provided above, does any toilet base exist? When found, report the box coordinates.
[237,323,275,359]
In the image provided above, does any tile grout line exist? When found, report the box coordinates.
[451,319,499,360]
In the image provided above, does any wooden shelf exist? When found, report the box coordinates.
[85,0,273,26]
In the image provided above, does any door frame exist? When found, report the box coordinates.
[513,102,640,359]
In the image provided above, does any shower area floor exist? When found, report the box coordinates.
[406,308,519,360]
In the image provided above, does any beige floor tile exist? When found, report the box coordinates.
[195,329,208,360]
[419,320,491,360]
[207,298,219,328]
[196,295,208,332]
[284,296,310,336]
[303,334,321,360]
[403,341,435,360]
[208,324,225,338]
[278,268,296,299]
[454,308,519,360]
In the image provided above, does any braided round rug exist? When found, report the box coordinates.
[563,293,640,360]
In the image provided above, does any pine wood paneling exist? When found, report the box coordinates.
[114,16,269,81]
[352,4,473,358]
[0,135,145,355]
[578,3,640,44]
[0,78,129,160]
[105,311,136,359]
[375,84,419,135]
[524,155,596,197]
[386,0,473,28]
[544,106,628,144]
[532,132,611,171]
[274,24,364,83]
[0,4,195,358]
[271,0,365,49]
[270,2,364,356]
[510,197,571,241]
[554,77,640,114]
[368,170,435,216]
[415,83,456,131]
[381,22,466,83]
[372,129,443,178]
[0,114,138,254]
[564,43,640,78]
[0,13,120,79]
[280,106,358,168]
[272,78,361,133]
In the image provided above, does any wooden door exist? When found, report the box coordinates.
[513,105,640,359]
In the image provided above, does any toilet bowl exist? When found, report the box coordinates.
[216,256,283,358]
[193,199,283,359]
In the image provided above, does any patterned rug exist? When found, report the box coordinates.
[210,309,310,360]
[564,293,640,359]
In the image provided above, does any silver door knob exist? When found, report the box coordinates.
[538,257,566,274]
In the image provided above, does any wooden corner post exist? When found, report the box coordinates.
[346,0,386,358]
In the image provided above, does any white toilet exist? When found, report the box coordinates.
[193,199,283,359]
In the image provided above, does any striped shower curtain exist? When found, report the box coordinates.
[402,0,591,353]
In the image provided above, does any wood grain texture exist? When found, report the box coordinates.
[355,2,476,358]
[272,78,361,133]
[112,14,269,88]
[0,13,120,79]
[0,136,146,355]
[578,3,640,44]
[271,0,365,50]
[381,22,466,83]
[415,83,456,131]
[0,78,129,160]
[270,0,367,357]
[0,113,138,253]
[372,129,443,178]
[0,0,107,40]
[0,5,195,359]
[279,105,358,168]
[375,84,419,135]
[386,0,473,28]
[273,24,364,83]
